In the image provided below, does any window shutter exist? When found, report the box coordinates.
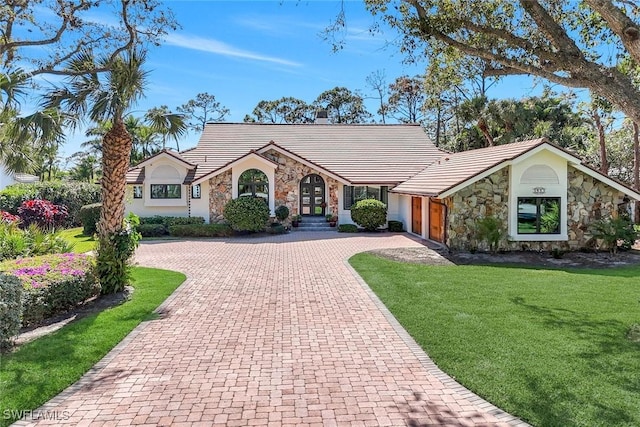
[381,186,388,205]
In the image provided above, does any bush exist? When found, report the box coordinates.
[338,224,359,233]
[275,205,289,222]
[95,213,141,294]
[1,253,99,327]
[0,223,73,261]
[475,216,506,253]
[266,224,286,234]
[168,223,233,237]
[0,182,101,226]
[591,216,639,254]
[138,223,167,237]
[0,210,20,224]
[139,216,205,228]
[476,216,506,253]
[18,199,68,230]
[388,220,404,232]
[0,273,22,351]
[78,203,101,235]
[223,197,270,232]
[350,199,387,231]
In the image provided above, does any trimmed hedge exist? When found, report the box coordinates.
[78,203,101,235]
[275,205,289,222]
[138,223,167,237]
[168,223,233,237]
[350,199,387,231]
[223,197,270,232]
[338,224,359,233]
[0,273,22,351]
[0,182,100,226]
[388,220,404,232]
[266,224,286,234]
[1,253,100,327]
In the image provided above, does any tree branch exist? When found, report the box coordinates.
[585,0,640,64]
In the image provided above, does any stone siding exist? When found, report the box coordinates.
[263,149,340,217]
[446,169,509,251]
[208,170,232,223]
[445,166,624,251]
[566,165,622,249]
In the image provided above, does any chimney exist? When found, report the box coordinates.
[315,109,329,124]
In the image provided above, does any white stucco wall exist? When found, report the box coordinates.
[0,164,16,190]
[508,149,568,241]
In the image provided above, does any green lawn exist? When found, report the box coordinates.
[58,227,96,253]
[350,253,640,427]
[0,267,185,427]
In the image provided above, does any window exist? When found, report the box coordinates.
[133,185,143,199]
[343,186,388,210]
[238,169,269,202]
[517,197,560,234]
[150,184,181,199]
[191,184,201,199]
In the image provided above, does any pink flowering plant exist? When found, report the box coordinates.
[1,253,99,327]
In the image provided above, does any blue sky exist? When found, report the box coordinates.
[59,0,543,159]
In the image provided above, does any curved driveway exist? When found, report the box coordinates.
[21,232,527,426]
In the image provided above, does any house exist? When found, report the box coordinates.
[126,123,640,251]
[0,164,39,190]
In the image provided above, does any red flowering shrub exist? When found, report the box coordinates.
[18,199,68,230]
[0,211,20,224]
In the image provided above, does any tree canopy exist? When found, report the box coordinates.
[362,0,640,123]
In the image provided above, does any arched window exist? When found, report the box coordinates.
[238,169,269,202]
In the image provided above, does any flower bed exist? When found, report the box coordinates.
[0,253,99,327]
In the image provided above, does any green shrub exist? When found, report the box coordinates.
[475,216,506,253]
[78,203,101,235]
[266,224,286,234]
[0,223,73,261]
[350,199,387,231]
[338,224,359,233]
[138,216,205,228]
[1,253,99,327]
[138,216,166,225]
[0,182,100,226]
[223,197,270,232]
[137,223,167,237]
[388,220,404,232]
[168,223,233,237]
[95,213,141,294]
[591,216,639,254]
[0,273,22,351]
[275,205,289,222]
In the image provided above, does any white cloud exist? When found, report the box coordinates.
[164,33,302,67]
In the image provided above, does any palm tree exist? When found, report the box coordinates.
[145,105,188,151]
[47,49,148,293]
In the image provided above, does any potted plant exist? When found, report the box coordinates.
[291,214,301,227]
[328,215,338,227]
[325,213,334,222]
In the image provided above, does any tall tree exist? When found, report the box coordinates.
[360,0,640,125]
[145,105,187,151]
[177,92,229,132]
[47,49,148,293]
[314,87,372,124]
[244,97,316,124]
[385,75,426,124]
[365,70,389,124]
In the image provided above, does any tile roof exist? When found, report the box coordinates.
[178,123,444,184]
[126,167,145,184]
[392,138,547,196]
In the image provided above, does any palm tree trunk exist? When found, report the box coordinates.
[98,119,132,237]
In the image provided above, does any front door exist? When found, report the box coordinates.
[300,174,325,216]
[412,197,422,234]
[429,199,445,243]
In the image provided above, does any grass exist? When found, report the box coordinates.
[0,267,185,427]
[350,253,640,427]
[58,227,96,253]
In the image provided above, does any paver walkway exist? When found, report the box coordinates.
[18,232,528,426]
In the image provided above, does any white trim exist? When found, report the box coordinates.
[192,152,278,185]
[509,234,569,242]
[135,151,194,169]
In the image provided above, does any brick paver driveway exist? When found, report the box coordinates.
[21,232,527,426]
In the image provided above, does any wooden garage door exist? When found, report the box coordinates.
[429,199,445,243]
[412,197,422,234]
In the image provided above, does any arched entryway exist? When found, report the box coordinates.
[300,174,325,216]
